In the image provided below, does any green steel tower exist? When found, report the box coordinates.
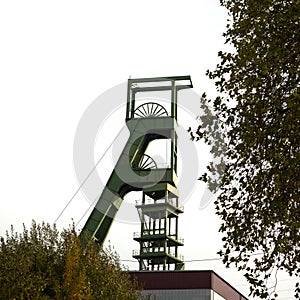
[82,76,193,271]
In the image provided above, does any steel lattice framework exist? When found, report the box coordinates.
[82,76,193,270]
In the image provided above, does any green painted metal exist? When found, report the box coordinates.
[134,183,185,270]
[126,76,192,121]
[81,117,178,242]
[81,76,192,269]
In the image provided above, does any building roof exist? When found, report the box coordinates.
[130,270,248,300]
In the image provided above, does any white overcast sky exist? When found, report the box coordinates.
[0,1,297,298]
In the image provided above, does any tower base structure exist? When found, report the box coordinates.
[133,183,184,271]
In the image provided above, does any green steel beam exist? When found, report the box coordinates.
[128,75,192,87]
[81,117,178,244]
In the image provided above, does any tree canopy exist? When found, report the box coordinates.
[0,221,140,300]
[195,0,300,298]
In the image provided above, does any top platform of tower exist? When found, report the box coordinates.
[126,76,193,121]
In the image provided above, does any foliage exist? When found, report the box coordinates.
[194,0,300,298]
[0,221,140,300]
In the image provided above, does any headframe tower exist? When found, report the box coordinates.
[82,76,193,270]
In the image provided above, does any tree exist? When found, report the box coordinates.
[194,0,300,298]
[0,221,140,300]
